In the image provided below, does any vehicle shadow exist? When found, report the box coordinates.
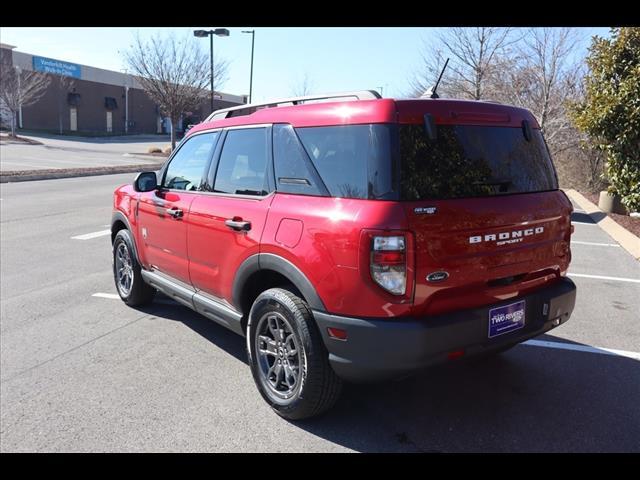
[140,296,640,453]
[572,211,607,224]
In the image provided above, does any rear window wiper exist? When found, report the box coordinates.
[473,178,512,187]
[473,178,512,193]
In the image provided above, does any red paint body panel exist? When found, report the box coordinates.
[136,190,196,282]
[261,194,414,317]
[187,193,273,302]
[402,190,572,316]
[395,99,540,127]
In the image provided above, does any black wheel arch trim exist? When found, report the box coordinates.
[232,253,326,314]
[111,211,140,265]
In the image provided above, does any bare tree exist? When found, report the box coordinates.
[408,27,600,191]
[410,27,517,99]
[492,29,582,146]
[486,28,597,191]
[0,66,50,137]
[122,32,228,148]
[56,75,75,135]
[291,73,315,97]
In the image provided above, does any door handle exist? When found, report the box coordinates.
[166,208,183,219]
[225,218,251,231]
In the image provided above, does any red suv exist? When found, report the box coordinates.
[111,91,577,419]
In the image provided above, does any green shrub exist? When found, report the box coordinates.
[570,27,640,212]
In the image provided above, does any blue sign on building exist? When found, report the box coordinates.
[32,56,81,79]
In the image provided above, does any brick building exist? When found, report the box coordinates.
[0,43,246,136]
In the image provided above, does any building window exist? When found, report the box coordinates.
[105,97,118,110]
[67,93,81,106]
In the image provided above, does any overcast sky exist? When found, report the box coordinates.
[1,27,611,102]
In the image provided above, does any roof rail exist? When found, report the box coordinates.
[204,90,382,122]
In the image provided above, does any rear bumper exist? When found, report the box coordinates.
[313,277,576,382]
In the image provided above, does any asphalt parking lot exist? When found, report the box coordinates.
[1,173,639,452]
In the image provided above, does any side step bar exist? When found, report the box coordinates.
[141,269,244,337]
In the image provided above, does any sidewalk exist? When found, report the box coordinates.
[17,132,171,153]
[0,132,169,182]
[565,189,640,261]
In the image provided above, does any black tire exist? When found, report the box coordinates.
[112,229,155,306]
[247,288,343,420]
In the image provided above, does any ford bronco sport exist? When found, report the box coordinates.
[111,90,577,419]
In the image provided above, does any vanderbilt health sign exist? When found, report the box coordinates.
[32,56,81,78]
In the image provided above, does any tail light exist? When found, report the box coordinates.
[370,235,407,295]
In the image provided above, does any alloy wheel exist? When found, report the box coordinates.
[255,311,302,400]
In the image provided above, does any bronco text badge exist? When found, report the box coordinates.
[469,227,544,246]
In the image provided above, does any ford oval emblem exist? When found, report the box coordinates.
[426,271,449,282]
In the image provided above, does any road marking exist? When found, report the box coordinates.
[71,229,111,240]
[568,273,640,284]
[572,221,598,226]
[523,339,640,360]
[571,241,620,247]
[92,292,175,305]
[92,293,120,299]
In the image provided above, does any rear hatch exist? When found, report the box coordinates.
[395,100,572,316]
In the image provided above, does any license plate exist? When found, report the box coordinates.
[488,300,525,338]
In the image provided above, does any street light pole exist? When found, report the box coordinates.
[242,30,255,104]
[194,28,230,114]
[210,33,214,112]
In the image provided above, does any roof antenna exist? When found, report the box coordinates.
[428,58,449,99]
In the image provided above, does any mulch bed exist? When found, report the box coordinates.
[580,191,640,238]
[137,152,170,157]
[0,134,44,145]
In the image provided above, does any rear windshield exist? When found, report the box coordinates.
[399,124,558,201]
[290,123,557,201]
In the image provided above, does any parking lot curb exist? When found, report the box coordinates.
[0,164,163,184]
[565,189,640,261]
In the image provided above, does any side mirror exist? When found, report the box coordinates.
[133,171,158,192]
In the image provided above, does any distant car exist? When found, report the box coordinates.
[111,90,577,419]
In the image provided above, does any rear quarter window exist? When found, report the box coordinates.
[295,124,396,200]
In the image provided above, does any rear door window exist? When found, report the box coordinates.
[399,124,558,200]
[213,128,269,196]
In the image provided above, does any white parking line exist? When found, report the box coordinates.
[71,229,111,240]
[92,292,176,305]
[568,273,640,284]
[571,241,620,247]
[92,293,120,299]
[523,339,640,360]
[572,221,598,226]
